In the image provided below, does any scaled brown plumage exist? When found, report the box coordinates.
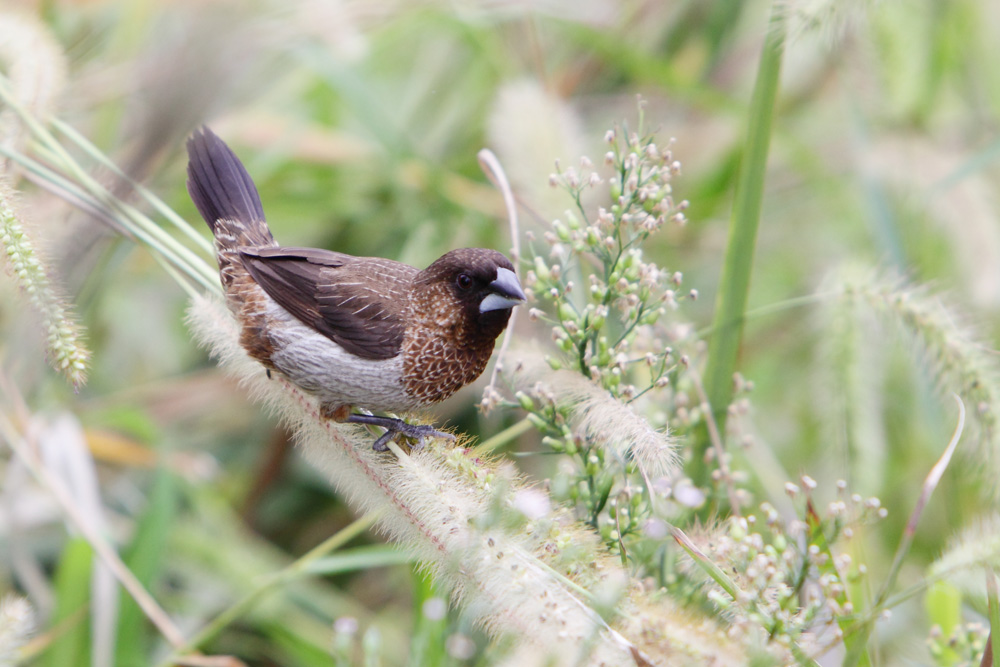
[186,127,525,450]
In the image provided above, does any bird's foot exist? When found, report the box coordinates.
[345,413,455,451]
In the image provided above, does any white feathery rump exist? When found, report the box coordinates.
[511,357,679,480]
[186,295,647,665]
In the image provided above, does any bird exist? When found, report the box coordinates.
[186,127,526,451]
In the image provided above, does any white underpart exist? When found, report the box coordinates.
[265,301,416,413]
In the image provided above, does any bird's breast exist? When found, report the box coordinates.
[399,325,492,405]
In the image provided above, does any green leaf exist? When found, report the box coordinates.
[926,580,962,642]
[407,568,448,667]
[115,470,178,667]
[42,537,93,667]
[303,545,413,576]
[691,2,786,487]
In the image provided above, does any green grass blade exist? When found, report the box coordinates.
[987,570,999,667]
[50,119,215,255]
[303,545,413,576]
[267,621,342,667]
[691,4,786,486]
[114,470,178,667]
[41,537,93,667]
[407,569,448,667]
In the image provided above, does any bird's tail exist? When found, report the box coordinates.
[186,126,275,251]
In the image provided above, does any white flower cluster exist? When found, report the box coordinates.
[509,116,692,549]
[703,477,886,654]
[526,123,693,401]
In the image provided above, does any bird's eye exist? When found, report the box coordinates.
[457,273,473,290]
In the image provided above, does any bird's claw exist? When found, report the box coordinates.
[372,430,395,452]
[372,423,455,452]
[342,413,454,452]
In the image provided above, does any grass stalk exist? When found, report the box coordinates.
[477,147,521,401]
[50,118,215,255]
[986,572,999,667]
[0,75,219,294]
[842,396,965,667]
[27,140,219,290]
[158,512,381,667]
[0,145,120,227]
[0,411,187,651]
[472,417,533,455]
[1,142,218,293]
[691,2,786,485]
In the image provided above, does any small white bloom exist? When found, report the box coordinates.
[423,597,447,621]
[673,479,706,508]
[334,616,359,634]
[446,633,476,660]
[642,518,669,540]
[513,487,552,520]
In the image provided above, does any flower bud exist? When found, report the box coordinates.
[527,413,548,430]
[640,309,660,325]
[558,302,576,323]
[542,436,564,451]
[553,220,571,242]
[533,256,550,281]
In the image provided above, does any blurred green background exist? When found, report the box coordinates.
[2,0,1000,664]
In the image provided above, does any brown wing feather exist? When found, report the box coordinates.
[252,246,353,266]
[240,248,415,360]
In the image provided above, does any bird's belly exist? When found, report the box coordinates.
[266,310,416,413]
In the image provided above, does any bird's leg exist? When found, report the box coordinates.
[344,413,455,452]
[319,404,453,451]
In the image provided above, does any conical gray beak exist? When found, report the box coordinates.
[480,267,527,313]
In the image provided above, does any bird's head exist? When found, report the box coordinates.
[413,248,526,343]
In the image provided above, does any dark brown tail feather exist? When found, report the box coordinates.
[185,127,273,247]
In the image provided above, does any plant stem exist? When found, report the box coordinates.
[0,412,187,651]
[986,571,999,667]
[51,118,215,255]
[473,417,534,455]
[690,3,786,486]
[0,75,219,293]
[158,513,380,667]
[842,396,965,667]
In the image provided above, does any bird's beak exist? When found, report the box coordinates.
[480,267,527,313]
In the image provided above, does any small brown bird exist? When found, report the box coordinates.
[186,127,525,450]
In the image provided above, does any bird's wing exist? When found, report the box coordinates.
[240,248,416,360]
